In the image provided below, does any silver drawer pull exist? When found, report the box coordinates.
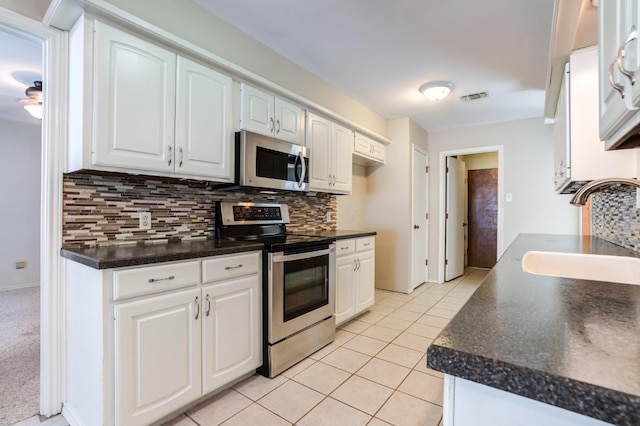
[148,275,175,283]
[224,264,243,271]
[340,246,349,250]
[363,243,370,246]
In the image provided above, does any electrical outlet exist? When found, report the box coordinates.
[15,260,26,269]
[139,212,151,230]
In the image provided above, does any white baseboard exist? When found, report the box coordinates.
[0,282,40,292]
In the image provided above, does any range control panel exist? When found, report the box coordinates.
[219,201,290,225]
[232,205,282,221]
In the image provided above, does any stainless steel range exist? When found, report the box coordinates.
[216,202,336,377]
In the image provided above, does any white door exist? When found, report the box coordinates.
[412,146,428,289]
[175,56,233,180]
[445,156,466,281]
[202,276,261,394]
[93,21,176,172]
[240,83,274,137]
[332,123,353,194]
[274,97,304,144]
[335,253,356,326]
[114,288,201,426]
[306,113,332,191]
[355,250,375,312]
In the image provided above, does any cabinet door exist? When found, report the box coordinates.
[202,275,261,394]
[240,83,274,137]
[175,57,233,180]
[335,254,356,326]
[332,123,353,194]
[115,288,201,426]
[274,97,304,144]
[599,0,635,140]
[355,250,375,313]
[306,113,332,191]
[553,65,570,191]
[94,21,176,172]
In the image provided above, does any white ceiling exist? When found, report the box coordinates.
[193,0,558,133]
[0,30,42,124]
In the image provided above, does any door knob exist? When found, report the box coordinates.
[414,225,419,229]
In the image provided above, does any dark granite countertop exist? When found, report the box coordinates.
[61,239,264,269]
[295,229,377,240]
[427,233,640,425]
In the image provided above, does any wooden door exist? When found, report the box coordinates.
[467,168,498,268]
[411,146,428,289]
[445,157,466,281]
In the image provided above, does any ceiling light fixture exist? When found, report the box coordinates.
[419,81,454,101]
[21,81,43,119]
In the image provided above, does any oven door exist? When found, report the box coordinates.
[268,244,335,343]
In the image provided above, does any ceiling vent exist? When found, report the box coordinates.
[460,91,489,102]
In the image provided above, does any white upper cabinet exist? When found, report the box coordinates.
[239,83,304,144]
[93,21,176,173]
[175,57,233,179]
[599,0,640,149]
[69,17,234,181]
[306,112,352,194]
[555,47,635,193]
[353,132,386,165]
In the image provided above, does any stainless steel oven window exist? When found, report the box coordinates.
[268,245,336,343]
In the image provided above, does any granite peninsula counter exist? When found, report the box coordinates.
[427,234,640,425]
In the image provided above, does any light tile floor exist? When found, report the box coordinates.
[13,268,487,426]
[165,267,488,426]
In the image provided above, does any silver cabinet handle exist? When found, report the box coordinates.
[179,147,184,167]
[618,29,639,85]
[356,258,361,270]
[224,264,243,270]
[340,246,349,250]
[354,259,358,271]
[148,275,175,283]
[270,117,275,131]
[195,296,200,320]
[276,119,281,134]
[609,61,625,99]
[414,225,420,229]
[205,294,211,317]
[168,145,172,166]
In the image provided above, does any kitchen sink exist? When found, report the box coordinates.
[521,251,640,285]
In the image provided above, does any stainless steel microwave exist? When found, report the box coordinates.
[234,130,310,192]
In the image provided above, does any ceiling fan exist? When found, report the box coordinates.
[19,80,42,119]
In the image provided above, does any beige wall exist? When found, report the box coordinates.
[366,117,428,292]
[103,0,388,138]
[336,164,368,230]
[428,117,580,282]
[0,0,49,21]
[459,152,498,170]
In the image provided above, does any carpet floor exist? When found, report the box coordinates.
[0,286,40,425]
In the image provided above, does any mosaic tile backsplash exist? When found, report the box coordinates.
[63,172,337,248]
[591,186,640,252]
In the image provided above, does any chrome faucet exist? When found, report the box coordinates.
[570,178,640,206]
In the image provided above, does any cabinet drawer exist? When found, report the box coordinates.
[202,252,260,283]
[356,237,375,252]
[336,239,355,256]
[113,261,200,301]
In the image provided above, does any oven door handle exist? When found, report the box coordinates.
[272,247,333,263]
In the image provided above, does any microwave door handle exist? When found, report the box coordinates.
[298,151,306,188]
[293,153,301,184]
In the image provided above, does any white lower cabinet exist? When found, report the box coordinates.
[63,251,261,426]
[335,237,375,326]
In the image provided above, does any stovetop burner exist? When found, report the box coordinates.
[215,202,334,252]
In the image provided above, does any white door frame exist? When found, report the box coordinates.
[411,144,428,289]
[0,7,68,416]
[438,146,503,283]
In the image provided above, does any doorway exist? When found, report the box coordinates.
[438,146,503,283]
[411,145,428,290]
[0,6,67,418]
